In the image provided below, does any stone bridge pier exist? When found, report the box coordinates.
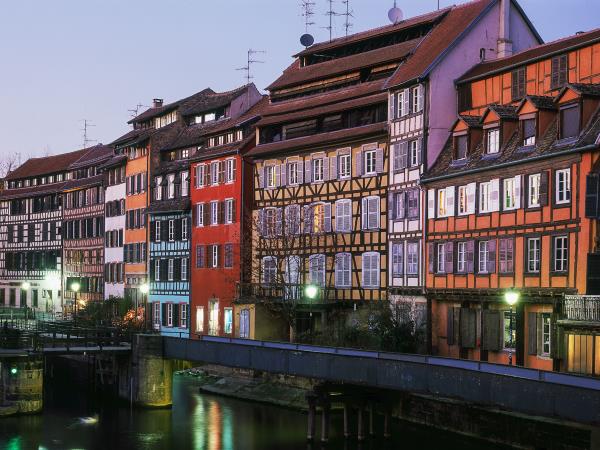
[0,356,43,415]
[119,334,173,407]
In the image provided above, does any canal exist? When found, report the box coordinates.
[0,374,506,450]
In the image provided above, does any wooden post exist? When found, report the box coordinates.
[368,403,374,436]
[357,407,365,441]
[384,410,391,439]
[321,403,330,443]
[343,403,350,438]
[307,396,316,441]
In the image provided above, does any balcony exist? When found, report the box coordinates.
[563,295,600,323]
[235,282,338,305]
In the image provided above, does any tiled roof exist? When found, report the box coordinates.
[267,38,422,91]
[63,174,104,191]
[110,128,154,147]
[98,154,127,170]
[386,0,496,88]
[246,122,387,158]
[179,84,251,117]
[485,104,519,120]
[521,95,557,111]
[4,147,89,181]
[567,83,600,97]
[425,110,600,181]
[68,144,114,169]
[202,96,269,136]
[0,182,69,200]
[146,198,191,214]
[192,134,256,162]
[458,115,483,128]
[458,28,600,83]
[128,88,214,124]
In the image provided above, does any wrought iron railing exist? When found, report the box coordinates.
[235,282,332,303]
[563,295,600,322]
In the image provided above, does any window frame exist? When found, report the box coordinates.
[528,173,541,208]
[339,154,351,179]
[555,168,571,205]
[364,150,377,175]
[486,127,500,154]
[526,237,541,274]
[553,235,569,273]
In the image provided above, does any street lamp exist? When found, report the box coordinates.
[504,290,519,366]
[305,285,319,300]
[139,283,149,328]
[21,282,30,310]
[71,282,81,326]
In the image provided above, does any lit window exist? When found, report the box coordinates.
[437,189,447,217]
[458,186,468,215]
[224,308,233,334]
[503,311,516,349]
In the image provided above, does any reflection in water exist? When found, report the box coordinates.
[0,375,507,450]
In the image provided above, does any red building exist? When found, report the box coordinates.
[188,87,265,337]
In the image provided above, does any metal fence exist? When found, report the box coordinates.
[564,295,600,321]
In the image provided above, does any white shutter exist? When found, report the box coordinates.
[466,183,476,214]
[427,189,436,219]
[281,163,287,186]
[514,175,522,209]
[446,186,455,217]
[490,178,500,212]
[323,157,330,181]
[416,85,423,112]
[297,160,304,184]
[362,254,370,287]
[361,198,368,230]
[275,164,281,187]
[330,155,338,180]
[390,92,396,120]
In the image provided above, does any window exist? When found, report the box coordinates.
[556,168,571,204]
[168,220,175,241]
[541,313,551,356]
[225,159,236,183]
[155,260,161,281]
[339,154,351,178]
[528,174,541,207]
[553,235,568,272]
[479,182,491,213]
[224,244,233,268]
[335,253,351,288]
[153,302,161,329]
[503,310,516,349]
[560,105,580,139]
[309,254,325,287]
[262,257,277,285]
[362,252,380,288]
[523,119,536,146]
[457,242,466,273]
[455,135,468,160]
[179,304,188,328]
[167,174,175,199]
[181,218,188,240]
[312,203,329,234]
[266,165,277,188]
[362,196,380,230]
[196,245,205,268]
[409,140,420,167]
[196,203,205,227]
[211,162,220,185]
[168,259,174,281]
[225,199,234,224]
[239,309,249,338]
[407,189,419,219]
[288,161,299,185]
[392,243,403,276]
[211,201,219,225]
[196,306,205,333]
[155,177,163,200]
[181,258,188,281]
[208,300,219,335]
[155,221,161,242]
[503,178,516,210]
[364,150,377,175]
[284,205,301,235]
[263,208,278,237]
[437,243,446,273]
[412,85,423,113]
[335,200,352,233]
[181,172,189,197]
[478,241,489,273]
[499,238,514,273]
[437,189,447,217]
[312,158,324,182]
[211,245,219,268]
[458,186,468,215]
[486,128,500,154]
[551,54,568,90]
[224,308,233,334]
[526,237,541,273]
[407,243,418,275]
[511,67,526,100]
[397,89,409,117]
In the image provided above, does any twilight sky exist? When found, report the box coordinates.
[1,0,599,160]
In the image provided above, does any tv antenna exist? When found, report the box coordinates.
[81,119,97,149]
[237,49,266,86]
[300,0,316,33]
[341,0,353,36]
[128,103,149,119]
[323,0,340,41]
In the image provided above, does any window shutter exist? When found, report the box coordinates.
[174,258,181,280]
[274,164,281,187]
[303,205,313,234]
[258,167,264,189]
[514,175,522,209]
[172,304,180,327]
[305,159,312,183]
[398,191,406,220]
[355,151,363,176]
[402,89,410,117]
[388,194,396,222]
[231,200,236,223]
[324,203,332,232]
[149,222,155,242]
[490,179,500,211]
[257,209,265,237]
[466,240,475,273]
[275,208,283,236]
[330,155,338,180]
[427,189,435,219]
[460,308,476,349]
[416,139,422,166]
[446,186,455,216]
[323,157,330,181]
[585,173,600,218]
[399,142,408,170]
[161,220,168,241]
[161,303,167,327]
[361,198,368,230]
[482,310,502,351]
[375,148,384,173]
[297,160,304,184]
[428,243,435,273]
[528,312,538,355]
[281,162,287,186]
[195,165,201,188]
[466,183,476,214]
[487,239,496,273]
[540,171,549,206]
[218,162,225,183]
[390,91,396,120]
[447,307,455,346]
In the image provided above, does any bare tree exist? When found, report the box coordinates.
[0,152,24,179]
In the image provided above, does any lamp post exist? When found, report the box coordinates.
[71,282,81,327]
[21,282,30,322]
[505,290,519,366]
[140,283,149,329]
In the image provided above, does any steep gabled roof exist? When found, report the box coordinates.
[5,147,90,181]
[516,95,557,112]
[128,88,215,124]
[458,28,600,84]
[482,104,519,121]
[68,144,114,169]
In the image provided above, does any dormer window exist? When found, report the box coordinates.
[522,118,536,146]
[560,104,580,139]
[486,128,500,154]
[455,135,468,160]
[204,112,216,122]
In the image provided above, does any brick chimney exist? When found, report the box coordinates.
[153,98,163,108]
[497,0,513,58]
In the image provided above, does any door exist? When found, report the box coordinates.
[208,300,219,335]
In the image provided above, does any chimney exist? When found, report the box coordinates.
[497,0,513,58]
[153,98,163,108]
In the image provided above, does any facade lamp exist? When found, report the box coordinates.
[140,283,149,295]
[21,281,31,291]
[71,282,81,293]
[504,290,520,366]
[305,285,319,300]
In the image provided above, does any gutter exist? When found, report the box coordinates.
[422,143,599,183]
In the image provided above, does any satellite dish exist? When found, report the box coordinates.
[388,7,404,24]
[300,33,315,47]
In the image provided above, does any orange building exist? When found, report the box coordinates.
[422,29,600,374]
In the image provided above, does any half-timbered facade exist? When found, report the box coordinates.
[62,145,113,309]
[423,28,600,373]
[0,148,88,313]
[385,0,540,329]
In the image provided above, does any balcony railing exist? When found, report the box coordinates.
[235,282,333,303]
[564,296,600,322]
